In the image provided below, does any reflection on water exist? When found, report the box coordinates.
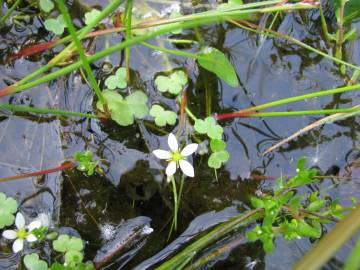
[0,0,359,269]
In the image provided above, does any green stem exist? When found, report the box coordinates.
[0,0,21,25]
[0,103,98,118]
[57,0,105,104]
[184,107,198,121]
[171,176,178,231]
[318,0,330,42]
[236,84,360,113]
[156,208,263,270]
[10,0,124,89]
[125,0,133,82]
[2,2,318,96]
[216,108,360,120]
[292,204,360,270]
[230,19,360,72]
[335,0,345,60]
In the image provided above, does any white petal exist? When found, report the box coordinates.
[166,161,177,176]
[15,213,25,229]
[27,221,41,231]
[179,160,194,177]
[26,234,37,242]
[12,239,24,253]
[2,230,17,240]
[152,150,172,160]
[181,143,198,156]
[168,133,178,152]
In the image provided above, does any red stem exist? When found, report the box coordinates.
[0,161,75,183]
[215,111,255,121]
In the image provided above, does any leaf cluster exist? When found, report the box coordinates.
[207,139,229,169]
[74,151,99,176]
[0,192,18,229]
[155,70,188,95]
[149,104,177,127]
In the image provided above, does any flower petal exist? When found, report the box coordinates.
[15,213,25,229]
[166,161,177,176]
[12,239,24,253]
[179,160,194,177]
[168,133,178,152]
[26,234,37,242]
[181,143,198,156]
[152,150,172,160]
[27,221,42,232]
[2,230,17,240]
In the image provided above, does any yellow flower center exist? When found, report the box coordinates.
[16,228,28,240]
[172,151,182,162]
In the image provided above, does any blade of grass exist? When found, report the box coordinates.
[343,237,360,270]
[57,0,105,104]
[0,0,21,26]
[0,2,318,97]
[155,209,262,270]
[216,108,360,120]
[0,103,98,119]
[228,83,360,114]
[125,0,133,82]
[292,203,360,270]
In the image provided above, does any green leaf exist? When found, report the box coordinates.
[210,139,226,152]
[23,254,48,270]
[0,192,18,229]
[155,70,188,95]
[344,0,360,24]
[53,235,84,253]
[198,47,238,87]
[64,250,84,265]
[104,67,127,90]
[39,0,54,13]
[84,9,101,26]
[194,117,223,140]
[250,197,264,208]
[306,200,326,212]
[149,104,177,127]
[97,90,149,126]
[208,150,229,169]
[296,220,321,238]
[44,15,67,35]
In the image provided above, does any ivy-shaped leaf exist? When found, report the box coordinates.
[194,117,223,140]
[84,9,101,26]
[155,70,188,95]
[97,90,149,126]
[39,0,54,13]
[53,235,84,253]
[208,150,229,169]
[0,192,18,229]
[198,47,239,87]
[24,254,48,270]
[44,15,67,35]
[149,104,177,127]
[104,67,127,90]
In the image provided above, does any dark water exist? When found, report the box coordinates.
[0,0,360,269]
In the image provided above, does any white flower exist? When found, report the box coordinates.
[2,212,41,253]
[153,133,198,179]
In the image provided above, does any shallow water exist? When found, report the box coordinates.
[0,1,360,269]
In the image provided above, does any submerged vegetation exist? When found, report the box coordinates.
[0,0,360,269]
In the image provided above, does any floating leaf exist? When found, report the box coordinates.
[44,15,67,35]
[84,9,101,26]
[39,0,54,13]
[104,67,127,90]
[194,117,223,140]
[197,47,238,87]
[74,151,99,176]
[208,150,229,169]
[0,192,18,229]
[210,139,226,152]
[97,90,149,126]
[149,104,177,127]
[53,235,84,253]
[24,253,48,270]
[155,70,188,95]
